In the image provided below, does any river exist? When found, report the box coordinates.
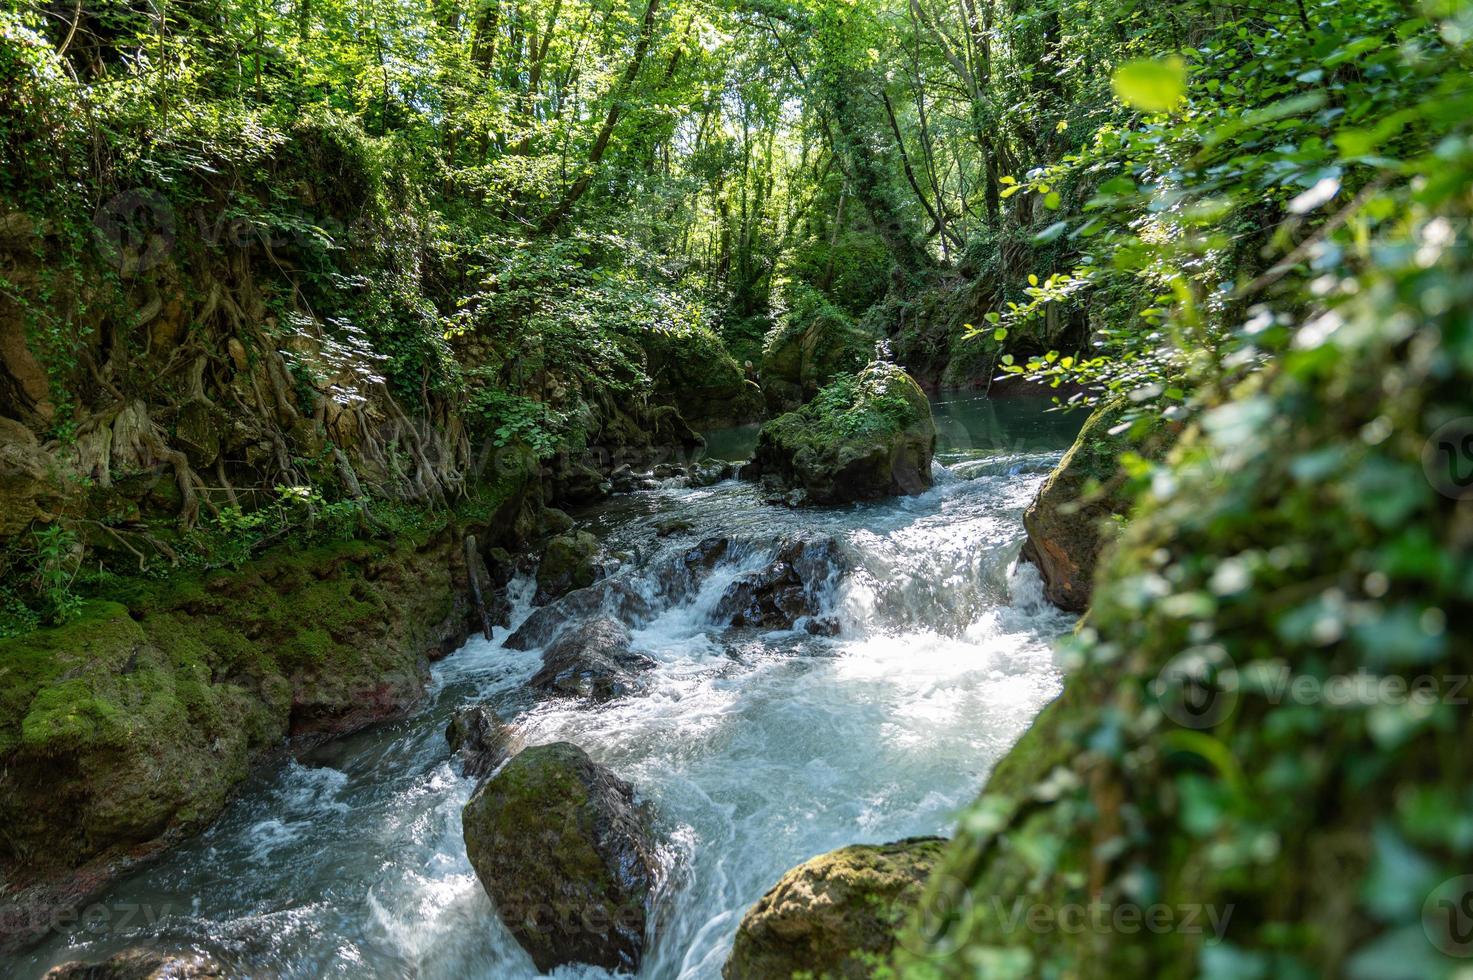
[17,392,1084,979]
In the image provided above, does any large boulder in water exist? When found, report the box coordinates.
[44,948,230,978]
[462,742,659,973]
[529,616,654,702]
[445,704,514,778]
[505,578,655,651]
[746,362,935,505]
[534,530,600,604]
[1020,397,1169,612]
[724,837,946,980]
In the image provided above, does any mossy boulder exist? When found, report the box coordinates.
[534,530,600,604]
[1019,397,1169,612]
[747,362,936,505]
[725,837,946,980]
[462,741,659,973]
[44,948,230,978]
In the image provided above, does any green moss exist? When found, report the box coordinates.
[726,837,946,980]
[0,469,539,885]
[0,601,142,757]
[751,362,937,504]
[895,204,1473,978]
[764,362,929,452]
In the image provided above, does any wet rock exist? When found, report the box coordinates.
[529,617,654,702]
[535,531,600,604]
[724,837,946,980]
[505,579,655,651]
[685,536,731,569]
[462,742,659,973]
[805,616,841,637]
[549,460,609,505]
[541,507,575,535]
[1020,397,1168,612]
[689,460,735,487]
[746,362,935,505]
[654,516,695,537]
[44,947,230,979]
[716,537,846,630]
[652,463,685,479]
[485,547,517,588]
[609,464,638,493]
[647,535,732,599]
[446,704,513,778]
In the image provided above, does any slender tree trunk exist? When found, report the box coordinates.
[539,0,661,233]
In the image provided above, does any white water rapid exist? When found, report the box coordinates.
[19,394,1083,979]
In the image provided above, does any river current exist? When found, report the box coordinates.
[18,393,1083,979]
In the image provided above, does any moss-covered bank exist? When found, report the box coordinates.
[891,204,1473,977]
[0,467,540,953]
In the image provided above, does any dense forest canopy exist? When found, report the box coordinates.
[0,0,1467,624]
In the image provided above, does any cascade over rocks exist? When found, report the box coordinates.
[446,704,514,778]
[724,837,946,980]
[504,578,656,651]
[529,616,655,702]
[461,742,659,973]
[1020,397,1169,612]
[716,536,848,630]
[746,362,936,505]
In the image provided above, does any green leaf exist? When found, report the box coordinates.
[1111,57,1187,113]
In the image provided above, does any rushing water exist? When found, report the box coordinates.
[16,393,1084,979]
